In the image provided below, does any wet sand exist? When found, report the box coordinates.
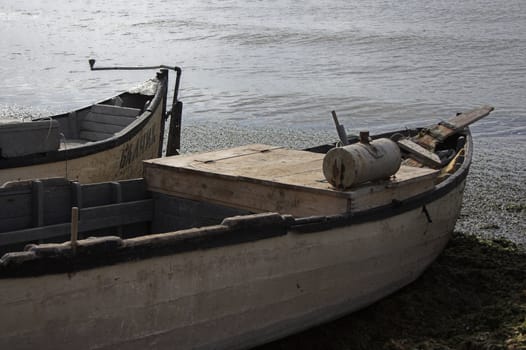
[181,122,526,349]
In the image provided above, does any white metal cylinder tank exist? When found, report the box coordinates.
[323,133,401,189]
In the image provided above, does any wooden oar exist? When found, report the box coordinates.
[398,105,494,168]
[413,105,494,151]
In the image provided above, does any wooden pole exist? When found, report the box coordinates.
[331,111,349,146]
[166,101,183,156]
[71,207,79,254]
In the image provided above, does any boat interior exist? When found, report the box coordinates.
[0,130,468,259]
[0,177,252,257]
[0,92,154,159]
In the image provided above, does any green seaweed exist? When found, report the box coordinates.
[504,203,526,213]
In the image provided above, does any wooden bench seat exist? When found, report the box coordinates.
[79,104,141,142]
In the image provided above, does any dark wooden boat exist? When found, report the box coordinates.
[0,106,493,350]
[0,64,182,186]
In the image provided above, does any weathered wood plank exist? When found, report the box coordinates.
[120,179,149,202]
[68,112,80,138]
[83,113,135,127]
[447,105,494,130]
[152,194,250,232]
[111,182,123,236]
[414,105,494,150]
[80,200,153,230]
[81,183,116,207]
[81,121,123,134]
[79,130,113,142]
[145,164,350,217]
[397,138,442,168]
[0,120,61,157]
[31,181,44,227]
[90,104,141,117]
[149,145,329,189]
[77,104,140,142]
[151,144,284,167]
[0,217,33,234]
[349,166,438,211]
[43,181,72,226]
[0,186,33,232]
[145,145,439,217]
[0,192,32,221]
[0,200,153,245]
[0,222,71,246]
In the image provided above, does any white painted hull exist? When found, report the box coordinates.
[0,106,163,185]
[0,179,465,350]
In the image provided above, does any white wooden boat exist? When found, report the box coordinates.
[0,106,493,350]
[0,65,183,186]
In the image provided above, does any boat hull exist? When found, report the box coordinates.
[0,178,465,350]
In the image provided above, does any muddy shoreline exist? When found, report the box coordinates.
[181,122,526,349]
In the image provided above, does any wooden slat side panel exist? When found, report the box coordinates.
[42,182,72,226]
[0,179,151,237]
[79,200,153,231]
[79,131,113,142]
[67,112,80,139]
[78,104,140,142]
[0,222,70,246]
[0,217,33,234]
[152,194,251,233]
[0,192,32,222]
[81,183,115,207]
[81,121,123,134]
[83,114,135,127]
[0,200,153,246]
[145,166,349,217]
[349,165,438,211]
[90,104,141,117]
[120,179,149,202]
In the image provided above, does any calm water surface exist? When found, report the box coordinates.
[1,0,525,137]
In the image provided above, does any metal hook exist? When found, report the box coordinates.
[88,59,182,102]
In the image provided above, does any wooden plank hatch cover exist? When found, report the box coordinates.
[144,144,439,217]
